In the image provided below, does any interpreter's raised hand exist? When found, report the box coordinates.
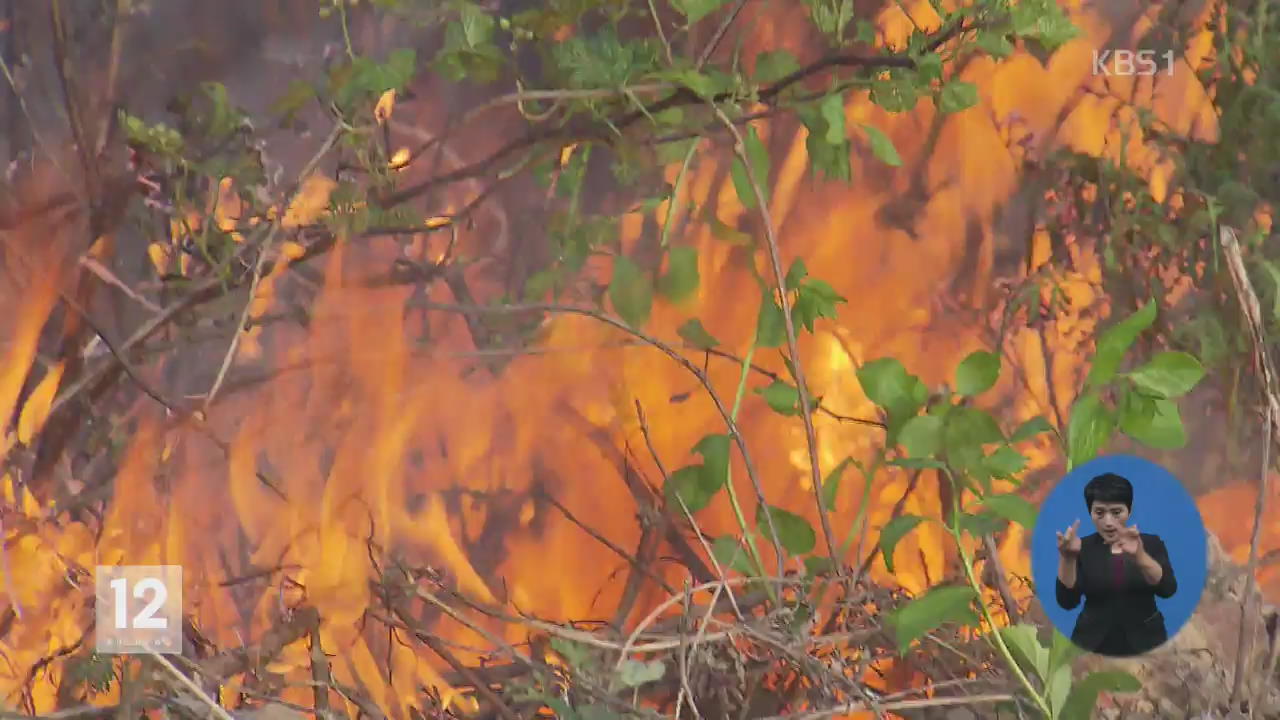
[1114,524,1144,556]
[1057,519,1082,557]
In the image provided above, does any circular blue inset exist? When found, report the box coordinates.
[1031,454,1207,654]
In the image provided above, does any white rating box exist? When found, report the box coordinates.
[95,566,183,655]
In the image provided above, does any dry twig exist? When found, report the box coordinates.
[202,122,343,411]
[1220,226,1279,711]
[409,298,787,561]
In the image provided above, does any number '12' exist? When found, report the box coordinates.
[109,577,169,630]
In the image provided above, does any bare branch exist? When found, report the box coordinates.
[1220,225,1279,712]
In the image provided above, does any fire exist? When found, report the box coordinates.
[1,0,1274,717]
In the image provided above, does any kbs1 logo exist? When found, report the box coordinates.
[1092,49,1176,76]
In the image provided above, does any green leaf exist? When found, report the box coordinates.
[1046,664,1073,719]
[755,290,786,348]
[1087,301,1157,387]
[756,504,817,555]
[976,31,1015,58]
[800,103,852,182]
[955,350,1000,395]
[956,511,1005,537]
[694,434,731,487]
[666,435,733,512]
[870,71,918,113]
[888,457,946,470]
[271,80,316,123]
[791,278,846,332]
[1125,351,1205,398]
[805,0,853,38]
[804,556,834,576]
[861,124,902,167]
[617,659,666,688]
[856,358,928,440]
[938,81,980,113]
[1048,629,1082,674]
[665,465,719,512]
[945,407,1005,449]
[754,50,800,84]
[879,515,925,573]
[757,380,802,416]
[609,256,653,328]
[657,135,697,165]
[1010,416,1055,443]
[818,92,847,145]
[1066,392,1114,470]
[711,535,757,574]
[854,19,876,43]
[822,457,853,508]
[980,493,1037,531]
[785,258,808,289]
[658,247,700,302]
[915,54,943,84]
[555,29,660,90]
[549,637,591,669]
[673,0,726,23]
[67,653,116,695]
[886,585,978,654]
[730,126,771,209]
[998,624,1048,679]
[899,415,943,457]
[1259,259,1280,319]
[677,318,720,349]
[1119,392,1187,449]
[983,445,1028,479]
[1059,671,1141,720]
[708,216,753,245]
[664,68,721,98]
[1010,0,1080,49]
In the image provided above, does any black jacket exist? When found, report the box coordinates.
[1054,532,1177,656]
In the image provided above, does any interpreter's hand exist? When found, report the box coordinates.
[1114,524,1145,556]
[1056,519,1082,557]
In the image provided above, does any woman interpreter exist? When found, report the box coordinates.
[1055,472,1178,656]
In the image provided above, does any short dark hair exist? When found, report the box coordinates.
[1084,473,1133,512]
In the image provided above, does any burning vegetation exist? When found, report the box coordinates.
[1,0,1280,718]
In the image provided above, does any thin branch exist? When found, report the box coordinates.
[981,534,1022,626]
[77,256,161,313]
[701,347,884,427]
[146,652,236,720]
[376,37,947,209]
[711,105,839,569]
[408,298,786,563]
[647,0,673,64]
[48,0,97,203]
[538,486,677,596]
[696,0,750,69]
[385,601,520,720]
[0,518,19,623]
[0,53,72,183]
[202,122,343,412]
[94,0,127,157]
[308,626,331,718]
[757,692,1014,720]
[1220,225,1279,711]
[46,287,288,500]
[635,398,744,622]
